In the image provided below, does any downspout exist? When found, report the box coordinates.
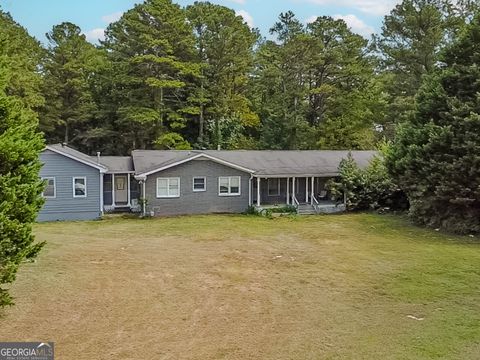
[100,172,104,216]
[142,178,147,216]
[248,174,253,206]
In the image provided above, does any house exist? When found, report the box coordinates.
[38,144,377,221]
[39,144,138,221]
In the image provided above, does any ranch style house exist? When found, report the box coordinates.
[38,144,377,221]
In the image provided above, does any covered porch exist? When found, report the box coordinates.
[102,173,141,213]
[249,176,346,214]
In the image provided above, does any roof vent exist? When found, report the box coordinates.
[96,152,101,163]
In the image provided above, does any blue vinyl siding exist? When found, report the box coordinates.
[38,150,101,222]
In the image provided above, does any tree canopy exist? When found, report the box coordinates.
[0,14,45,307]
[386,14,480,234]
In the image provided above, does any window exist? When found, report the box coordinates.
[156,177,180,198]
[218,176,241,196]
[42,177,56,198]
[193,177,206,192]
[73,177,87,198]
[268,178,280,196]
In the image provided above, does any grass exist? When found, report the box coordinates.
[1,214,479,359]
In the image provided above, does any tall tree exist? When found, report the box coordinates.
[40,22,101,148]
[186,1,259,149]
[0,42,45,307]
[306,16,382,149]
[253,12,315,149]
[375,0,474,133]
[0,10,44,110]
[103,0,200,152]
[252,12,379,149]
[387,14,480,234]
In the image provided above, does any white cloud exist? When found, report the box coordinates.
[83,11,123,44]
[304,0,400,16]
[333,14,375,37]
[306,15,318,23]
[236,10,254,28]
[102,11,124,24]
[228,0,246,4]
[84,28,105,43]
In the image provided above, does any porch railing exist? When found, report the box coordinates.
[292,195,299,209]
[311,195,320,214]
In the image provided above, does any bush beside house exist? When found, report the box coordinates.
[328,150,408,212]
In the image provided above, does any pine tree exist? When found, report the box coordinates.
[0,51,45,307]
[40,22,101,149]
[387,14,480,234]
[0,10,44,110]
[253,13,379,149]
[186,2,259,148]
[375,0,474,133]
[103,0,200,151]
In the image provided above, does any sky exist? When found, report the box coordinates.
[0,0,401,44]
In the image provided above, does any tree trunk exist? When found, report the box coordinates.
[64,121,69,144]
[198,81,205,145]
[199,104,204,145]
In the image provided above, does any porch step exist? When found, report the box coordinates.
[297,204,317,215]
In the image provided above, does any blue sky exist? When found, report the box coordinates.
[0,0,400,44]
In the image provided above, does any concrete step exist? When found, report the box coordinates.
[297,205,317,215]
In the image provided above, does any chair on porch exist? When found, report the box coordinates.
[318,190,328,201]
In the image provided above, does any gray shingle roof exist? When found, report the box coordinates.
[93,156,134,173]
[47,144,107,171]
[132,150,195,174]
[132,150,378,177]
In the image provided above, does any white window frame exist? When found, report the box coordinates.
[42,177,56,198]
[192,177,206,192]
[218,176,241,196]
[156,177,180,198]
[267,178,281,196]
[73,176,87,198]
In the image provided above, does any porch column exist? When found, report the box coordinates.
[292,177,296,203]
[248,177,252,206]
[305,177,309,203]
[257,177,261,207]
[127,173,131,207]
[112,173,116,207]
[100,173,104,215]
[311,177,314,205]
[286,177,290,205]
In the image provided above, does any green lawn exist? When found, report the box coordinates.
[1,214,479,359]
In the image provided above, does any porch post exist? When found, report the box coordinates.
[257,177,261,207]
[286,177,290,205]
[127,173,131,207]
[311,176,314,205]
[248,176,252,206]
[305,177,309,203]
[292,177,296,203]
[112,173,116,207]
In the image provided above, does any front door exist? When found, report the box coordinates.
[114,175,128,205]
